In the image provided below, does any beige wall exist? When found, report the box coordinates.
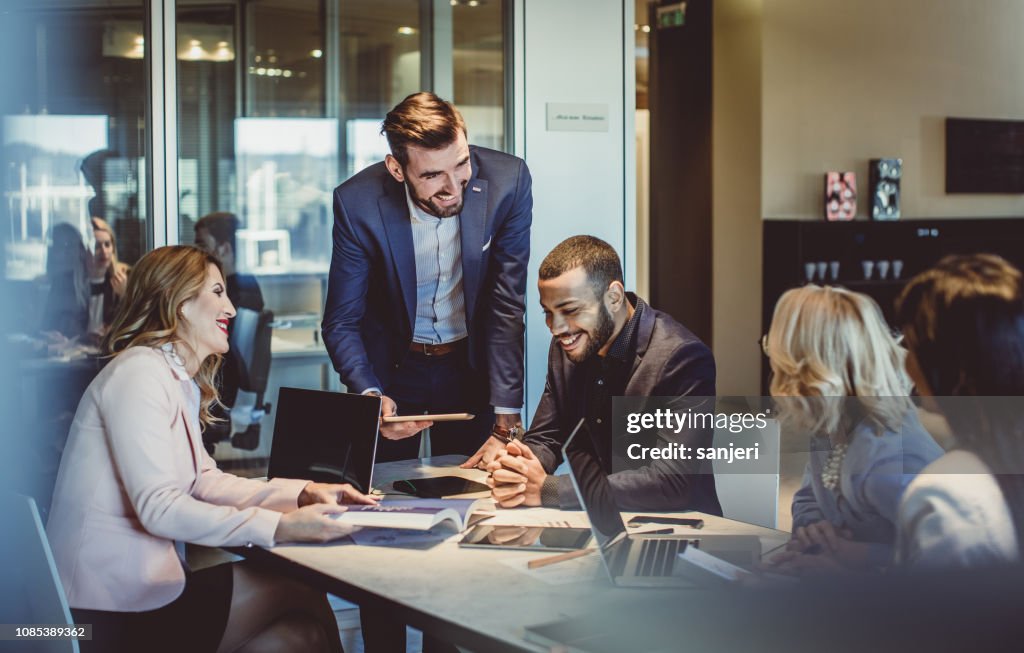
[713,0,1024,394]
[712,0,763,395]
[763,0,1024,219]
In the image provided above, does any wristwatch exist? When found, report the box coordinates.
[490,423,522,444]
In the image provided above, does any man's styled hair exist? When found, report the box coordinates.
[539,235,624,301]
[195,211,241,255]
[381,92,467,167]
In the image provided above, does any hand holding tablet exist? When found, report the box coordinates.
[381,413,475,423]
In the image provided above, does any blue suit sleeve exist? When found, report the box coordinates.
[322,188,381,393]
[484,161,532,409]
[791,465,826,529]
[520,339,565,473]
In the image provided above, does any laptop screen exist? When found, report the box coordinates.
[268,388,382,493]
[564,419,628,549]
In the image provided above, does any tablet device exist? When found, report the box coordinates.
[390,476,490,498]
[459,525,593,551]
[382,413,474,423]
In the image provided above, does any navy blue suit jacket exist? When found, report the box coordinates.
[523,298,722,514]
[322,146,532,408]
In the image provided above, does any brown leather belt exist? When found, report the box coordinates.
[408,338,467,357]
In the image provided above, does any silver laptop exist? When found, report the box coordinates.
[563,419,761,587]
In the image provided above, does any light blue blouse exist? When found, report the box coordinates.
[791,410,944,566]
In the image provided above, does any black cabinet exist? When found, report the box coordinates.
[761,218,1024,391]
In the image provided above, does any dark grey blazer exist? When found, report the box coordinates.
[523,296,722,514]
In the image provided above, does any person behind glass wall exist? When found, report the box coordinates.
[895,254,1024,568]
[86,217,130,338]
[194,211,265,318]
[41,217,127,344]
[47,245,376,652]
[194,211,265,452]
[762,285,942,576]
[40,222,92,340]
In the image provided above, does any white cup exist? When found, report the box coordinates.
[877,260,890,280]
[805,262,816,282]
[862,260,874,280]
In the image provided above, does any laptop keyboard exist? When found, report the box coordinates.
[637,539,686,576]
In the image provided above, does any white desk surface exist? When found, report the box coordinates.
[236,455,790,653]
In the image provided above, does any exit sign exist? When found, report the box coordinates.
[656,2,686,29]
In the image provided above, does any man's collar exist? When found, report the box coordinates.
[605,295,644,362]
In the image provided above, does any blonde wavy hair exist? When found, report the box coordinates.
[102,246,225,426]
[766,285,912,439]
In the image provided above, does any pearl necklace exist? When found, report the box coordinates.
[821,442,849,493]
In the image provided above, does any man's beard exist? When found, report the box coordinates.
[568,304,617,363]
[411,183,466,218]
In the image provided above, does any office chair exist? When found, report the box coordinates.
[0,493,80,652]
[712,419,781,529]
[204,308,274,452]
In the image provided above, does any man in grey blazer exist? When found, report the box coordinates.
[322,92,532,466]
[487,236,722,514]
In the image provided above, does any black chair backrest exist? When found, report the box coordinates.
[228,308,274,394]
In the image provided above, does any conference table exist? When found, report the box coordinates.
[232,455,790,653]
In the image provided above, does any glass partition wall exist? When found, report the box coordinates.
[175,0,507,354]
[1,0,508,473]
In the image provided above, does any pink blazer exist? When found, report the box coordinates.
[47,347,308,612]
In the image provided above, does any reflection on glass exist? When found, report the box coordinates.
[338,0,422,179]
[233,117,337,273]
[174,0,506,329]
[453,0,506,150]
[1,3,148,336]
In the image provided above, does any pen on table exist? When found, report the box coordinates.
[527,548,596,570]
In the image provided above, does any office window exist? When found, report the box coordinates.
[175,0,514,358]
[1,1,149,338]
[453,0,506,151]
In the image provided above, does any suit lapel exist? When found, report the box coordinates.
[379,181,417,334]
[459,175,487,324]
[628,295,655,381]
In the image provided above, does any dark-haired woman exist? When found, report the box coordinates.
[895,253,1024,568]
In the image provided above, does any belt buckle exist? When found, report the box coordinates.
[421,342,434,356]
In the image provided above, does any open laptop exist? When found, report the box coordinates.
[268,387,382,494]
[564,419,761,588]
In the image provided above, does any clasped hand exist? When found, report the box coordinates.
[485,440,547,508]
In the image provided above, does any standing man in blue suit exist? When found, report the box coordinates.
[323,92,532,467]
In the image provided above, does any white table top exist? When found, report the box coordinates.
[237,455,790,653]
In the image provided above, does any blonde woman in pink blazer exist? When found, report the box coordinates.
[47,246,388,652]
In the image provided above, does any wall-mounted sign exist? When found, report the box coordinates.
[656,2,686,29]
[545,103,609,132]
